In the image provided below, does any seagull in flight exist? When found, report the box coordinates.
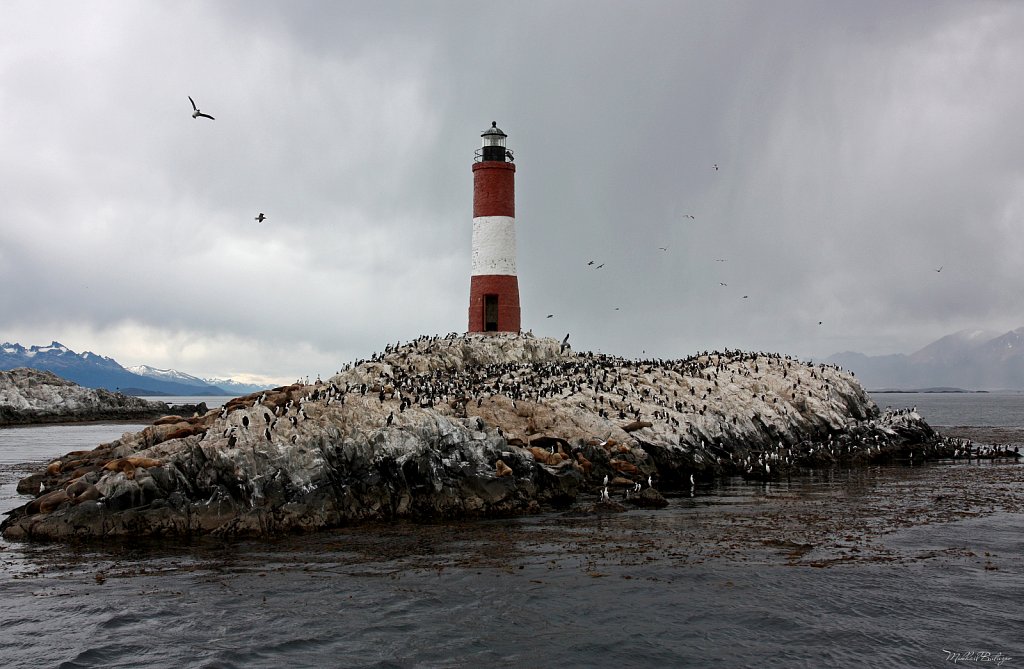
[682,214,695,220]
[595,263,605,269]
[715,258,727,262]
[935,265,943,273]
[658,246,668,251]
[713,163,719,171]
[255,213,266,223]
[719,282,728,287]
[546,314,554,319]
[189,96,215,120]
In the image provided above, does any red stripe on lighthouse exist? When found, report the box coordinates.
[473,162,516,217]
[468,150,520,333]
[468,275,521,333]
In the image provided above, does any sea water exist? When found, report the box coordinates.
[0,394,1020,668]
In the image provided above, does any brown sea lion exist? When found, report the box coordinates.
[105,456,161,469]
[575,452,593,476]
[127,456,161,468]
[65,478,91,498]
[71,484,101,504]
[609,458,640,475]
[154,415,187,426]
[27,489,70,515]
[495,460,513,477]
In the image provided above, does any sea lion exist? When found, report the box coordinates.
[527,447,563,466]
[46,460,63,475]
[65,478,91,498]
[621,420,653,433]
[124,456,162,469]
[574,452,593,476]
[164,425,205,441]
[71,484,101,504]
[27,489,70,515]
[609,458,640,475]
[495,459,513,477]
[527,446,550,462]
[154,415,187,426]
[104,459,137,479]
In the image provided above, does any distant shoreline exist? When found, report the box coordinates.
[869,388,990,394]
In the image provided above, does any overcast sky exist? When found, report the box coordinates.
[2,1,1023,385]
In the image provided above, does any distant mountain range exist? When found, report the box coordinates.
[824,327,1024,391]
[0,341,266,396]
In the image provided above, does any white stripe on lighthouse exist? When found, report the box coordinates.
[471,216,517,276]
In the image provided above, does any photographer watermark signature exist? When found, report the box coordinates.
[944,650,1014,666]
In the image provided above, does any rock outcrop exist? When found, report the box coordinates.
[1,334,945,541]
[0,368,204,425]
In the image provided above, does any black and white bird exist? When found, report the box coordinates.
[255,213,266,223]
[188,96,215,120]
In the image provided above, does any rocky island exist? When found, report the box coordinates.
[2,333,946,541]
[0,368,205,426]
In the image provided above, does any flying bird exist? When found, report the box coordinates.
[587,260,595,266]
[683,214,696,220]
[719,282,728,287]
[188,96,215,120]
[715,258,727,262]
[596,263,605,269]
[713,164,719,171]
[935,266,943,273]
[546,314,554,318]
[658,246,668,251]
[255,213,266,223]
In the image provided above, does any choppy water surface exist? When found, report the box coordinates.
[1,401,1022,668]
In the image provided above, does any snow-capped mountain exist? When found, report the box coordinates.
[0,341,234,396]
[200,377,267,396]
[825,327,1024,390]
[128,365,264,395]
[126,365,214,388]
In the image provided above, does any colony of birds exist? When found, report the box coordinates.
[4,332,1012,541]
[325,332,982,481]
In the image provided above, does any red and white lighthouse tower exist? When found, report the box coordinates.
[468,121,520,333]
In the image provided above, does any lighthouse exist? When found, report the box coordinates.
[468,121,520,333]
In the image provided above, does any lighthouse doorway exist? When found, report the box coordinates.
[484,295,499,331]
